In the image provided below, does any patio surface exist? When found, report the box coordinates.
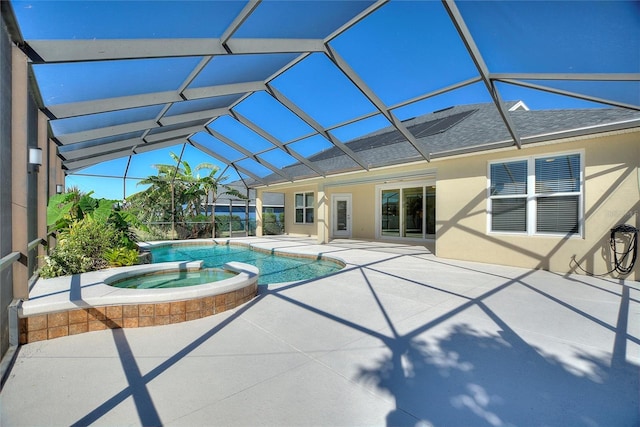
[1,237,639,427]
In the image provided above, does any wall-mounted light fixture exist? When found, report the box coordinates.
[29,147,42,173]
[56,184,64,194]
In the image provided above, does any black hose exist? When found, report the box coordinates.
[572,224,638,277]
[609,224,638,275]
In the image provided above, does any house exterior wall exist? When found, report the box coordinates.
[326,183,376,239]
[257,128,638,280]
[435,130,639,281]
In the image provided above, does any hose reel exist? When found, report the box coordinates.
[573,223,638,277]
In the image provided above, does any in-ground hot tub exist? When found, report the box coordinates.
[18,261,259,344]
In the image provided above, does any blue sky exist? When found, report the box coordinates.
[11,0,639,200]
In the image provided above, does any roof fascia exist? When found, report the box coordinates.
[429,118,640,160]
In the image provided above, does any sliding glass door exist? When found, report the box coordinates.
[378,183,435,240]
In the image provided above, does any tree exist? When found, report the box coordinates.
[41,189,140,278]
[129,152,246,238]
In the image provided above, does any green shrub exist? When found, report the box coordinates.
[40,216,135,278]
[104,247,140,267]
[263,212,283,235]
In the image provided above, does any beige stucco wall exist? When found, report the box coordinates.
[435,130,639,281]
[273,181,378,240]
[257,128,639,280]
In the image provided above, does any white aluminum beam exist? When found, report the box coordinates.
[159,107,230,127]
[220,0,261,45]
[27,39,227,63]
[48,91,182,119]
[134,137,188,153]
[495,78,640,111]
[63,149,134,171]
[389,76,483,111]
[325,0,389,42]
[144,125,204,143]
[206,127,292,181]
[189,140,266,185]
[177,56,214,94]
[181,81,266,101]
[231,111,326,177]
[442,0,523,149]
[489,73,640,82]
[48,81,264,119]
[59,136,142,160]
[56,120,157,145]
[266,85,370,170]
[226,38,326,54]
[326,45,432,162]
[26,38,326,63]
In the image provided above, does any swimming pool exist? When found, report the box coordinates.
[149,243,344,285]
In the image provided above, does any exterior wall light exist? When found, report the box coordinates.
[56,184,64,194]
[29,147,42,173]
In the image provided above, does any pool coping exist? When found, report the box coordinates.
[17,238,344,344]
[20,261,258,318]
[138,238,348,268]
[18,260,259,344]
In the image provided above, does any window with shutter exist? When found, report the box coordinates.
[489,153,582,236]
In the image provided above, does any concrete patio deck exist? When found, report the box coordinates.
[1,237,639,427]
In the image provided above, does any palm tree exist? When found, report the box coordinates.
[195,163,246,238]
[130,152,245,239]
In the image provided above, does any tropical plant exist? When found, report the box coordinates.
[104,247,140,267]
[129,152,246,238]
[41,190,141,278]
[47,188,113,233]
[40,216,127,278]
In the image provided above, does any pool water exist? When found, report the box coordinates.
[111,268,236,289]
[150,244,343,285]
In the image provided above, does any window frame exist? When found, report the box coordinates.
[487,151,584,237]
[375,179,436,241]
[294,191,314,224]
